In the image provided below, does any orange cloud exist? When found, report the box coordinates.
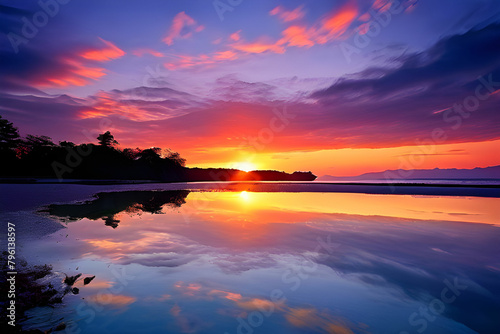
[174,282,202,296]
[232,40,285,54]
[132,48,164,57]
[30,38,127,87]
[80,38,125,62]
[214,50,238,60]
[270,5,306,22]
[316,0,359,44]
[180,284,356,333]
[236,298,278,311]
[34,57,106,87]
[78,91,175,121]
[278,26,315,48]
[285,307,355,334]
[208,289,242,302]
[163,12,204,45]
[86,294,136,308]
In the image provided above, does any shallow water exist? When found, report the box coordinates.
[6,185,500,333]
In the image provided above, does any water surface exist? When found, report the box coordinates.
[7,185,500,334]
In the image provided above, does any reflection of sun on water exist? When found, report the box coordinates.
[239,191,250,201]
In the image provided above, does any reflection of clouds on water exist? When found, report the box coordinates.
[86,294,136,308]
[170,280,359,334]
[42,190,500,333]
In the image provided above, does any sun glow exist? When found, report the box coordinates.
[233,162,257,172]
[239,191,250,201]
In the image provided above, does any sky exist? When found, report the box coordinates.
[1,0,500,176]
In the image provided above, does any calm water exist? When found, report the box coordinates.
[9,185,500,333]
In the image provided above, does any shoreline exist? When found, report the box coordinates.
[0,178,499,187]
[0,180,498,198]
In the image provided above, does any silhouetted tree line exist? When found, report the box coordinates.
[0,115,186,180]
[0,115,316,182]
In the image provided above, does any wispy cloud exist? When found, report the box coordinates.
[163,11,204,46]
[269,5,306,22]
[80,37,125,62]
[132,48,164,57]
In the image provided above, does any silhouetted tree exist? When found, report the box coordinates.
[164,149,186,167]
[122,147,142,160]
[16,135,56,159]
[97,131,118,147]
[0,115,20,151]
[139,147,162,162]
[59,141,76,148]
[24,135,56,148]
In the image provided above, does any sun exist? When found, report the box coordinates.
[233,161,257,172]
[239,191,250,201]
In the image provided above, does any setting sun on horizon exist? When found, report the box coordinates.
[232,162,257,172]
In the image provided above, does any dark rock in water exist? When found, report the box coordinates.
[83,275,96,285]
[72,287,79,294]
[64,273,81,286]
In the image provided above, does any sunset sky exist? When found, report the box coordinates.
[1,0,500,176]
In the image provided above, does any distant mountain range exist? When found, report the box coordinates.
[318,165,500,181]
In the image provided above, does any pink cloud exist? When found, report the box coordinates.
[372,0,392,12]
[214,50,238,60]
[80,38,125,62]
[358,13,371,22]
[163,12,204,46]
[161,1,416,71]
[132,48,165,57]
[164,54,217,70]
[270,5,306,22]
[229,30,241,41]
[357,22,370,35]
[269,6,281,16]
